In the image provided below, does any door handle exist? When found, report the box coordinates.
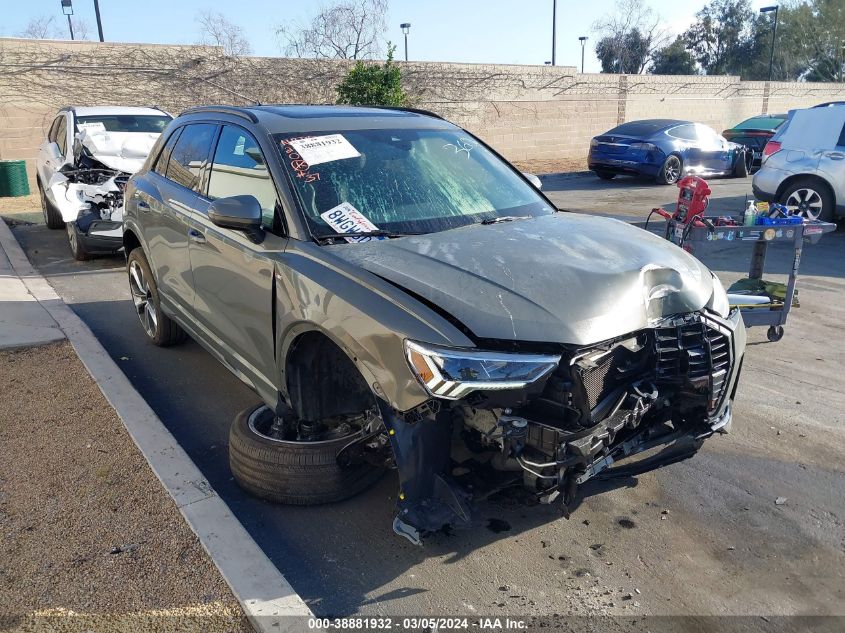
[825,152,844,160]
[188,228,206,243]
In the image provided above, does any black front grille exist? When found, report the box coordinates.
[655,314,732,412]
[578,345,633,410]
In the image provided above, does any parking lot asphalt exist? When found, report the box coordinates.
[540,171,754,220]
[9,173,845,620]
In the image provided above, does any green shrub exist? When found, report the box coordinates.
[336,45,409,107]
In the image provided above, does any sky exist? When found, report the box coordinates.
[3,0,776,73]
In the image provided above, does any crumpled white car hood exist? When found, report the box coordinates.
[76,128,159,173]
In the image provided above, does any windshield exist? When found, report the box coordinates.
[275,128,552,240]
[75,115,172,133]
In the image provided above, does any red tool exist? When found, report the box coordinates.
[675,175,711,226]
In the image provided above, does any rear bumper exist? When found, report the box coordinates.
[589,161,661,178]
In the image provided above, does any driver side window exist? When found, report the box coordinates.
[207,125,280,232]
[54,116,67,156]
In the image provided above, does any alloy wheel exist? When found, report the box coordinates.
[664,156,681,183]
[785,188,823,220]
[128,260,158,338]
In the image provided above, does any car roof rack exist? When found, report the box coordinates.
[180,105,259,123]
[367,105,445,120]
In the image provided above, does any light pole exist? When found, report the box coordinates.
[759,5,779,81]
[93,0,104,41]
[400,23,411,62]
[61,0,74,40]
[551,0,557,66]
[579,36,588,73]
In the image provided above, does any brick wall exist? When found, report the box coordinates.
[3,37,845,188]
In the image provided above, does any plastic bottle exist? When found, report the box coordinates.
[744,200,756,226]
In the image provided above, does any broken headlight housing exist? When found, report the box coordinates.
[405,340,560,400]
[707,273,730,318]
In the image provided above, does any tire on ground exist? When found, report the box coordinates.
[656,155,682,185]
[778,178,834,222]
[594,170,616,180]
[66,222,91,261]
[229,403,385,505]
[126,248,187,346]
[39,181,64,229]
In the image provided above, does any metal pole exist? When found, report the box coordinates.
[66,14,75,40]
[93,0,104,41]
[551,0,557,66]
[581,41,585,73]
[767,6,779,81]
[404,32,408,62]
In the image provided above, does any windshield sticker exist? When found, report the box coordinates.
[287,134,360,166]
[320,202,383,243]
[77,121,106,133]
[281,139,321,183]
[443,137,474,157]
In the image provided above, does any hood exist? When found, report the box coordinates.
[76,129,160,173]
[329,213,714,346]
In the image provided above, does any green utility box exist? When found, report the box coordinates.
[0,160,31,197]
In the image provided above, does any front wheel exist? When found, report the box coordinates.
[126,248,186,346]
[66,222,90,261]
[40,182,64,229]
[229,404,385,505]
[594,170,616,181]
[656,155,682,185]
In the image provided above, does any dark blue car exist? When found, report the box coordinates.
[588,119,751,185]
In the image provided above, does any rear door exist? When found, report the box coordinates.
[694,124,732,173]
[187,124,288,400]
[140,123,218,320]
[817,119,845,209]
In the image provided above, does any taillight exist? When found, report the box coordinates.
[763,140,781,157]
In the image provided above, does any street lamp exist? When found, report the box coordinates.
[760,5,779,82]
[551,0,557,66]
[400,23,411,62]
[61,0,74,40]
[578,36,588,73]
[93,0,105,41]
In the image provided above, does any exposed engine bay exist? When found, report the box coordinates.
[360,309,745,545]
[47,126,158,241]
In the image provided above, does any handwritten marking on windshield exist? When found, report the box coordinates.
[443,138,474,157]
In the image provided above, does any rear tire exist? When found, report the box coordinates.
[40,181,64,229]
[66,222,91,261]
[732,151,749,178]
[779,179,834,222]
[229,403,385,505]
[656,155,682,185]
[594,170,616,181]
[126,248,186,346]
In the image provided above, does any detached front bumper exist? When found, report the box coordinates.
[384,309,746,545]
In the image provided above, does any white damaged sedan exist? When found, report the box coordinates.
[36,106,172,260]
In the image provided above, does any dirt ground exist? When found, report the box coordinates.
[0,342,250,633]
[0,193,39,214]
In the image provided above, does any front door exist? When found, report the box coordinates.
[187,124,287,402]
[38,114,69,203]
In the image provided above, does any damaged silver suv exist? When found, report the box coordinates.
[123,105,746,544]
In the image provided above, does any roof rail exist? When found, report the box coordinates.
[179,105,259,123]
[368,105,445,120]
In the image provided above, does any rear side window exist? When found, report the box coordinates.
[667,124,696,141]
[47,116,62,143]
[153,127,183,176]
[208,125,278,229]
[55,116,67,155]
[165,124,217,192]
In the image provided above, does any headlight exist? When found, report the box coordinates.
[707,273,730,318]
[405,340,560,400]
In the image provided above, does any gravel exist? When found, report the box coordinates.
[0,342,250,632]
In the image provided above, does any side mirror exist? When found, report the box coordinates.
[523,172,542,190]
[208,195,264,243]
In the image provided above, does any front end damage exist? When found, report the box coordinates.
[380,309,745,545]
[47,127,157,252]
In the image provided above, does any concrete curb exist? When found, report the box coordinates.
[0,220,313,633]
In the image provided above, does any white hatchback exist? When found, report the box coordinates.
[36,106,172,260]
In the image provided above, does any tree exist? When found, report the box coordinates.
[650,37,698,75]
[683,0,754,76]
[592,0,671,73]
[19,16,58,39]
[278,0,387,60]
[196,11,252,56]
[336,45,408,106]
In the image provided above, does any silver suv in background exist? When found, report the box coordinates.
[752,105,845,221]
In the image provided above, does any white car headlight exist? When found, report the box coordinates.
[405,340,560,400]
[707,273,730,318]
